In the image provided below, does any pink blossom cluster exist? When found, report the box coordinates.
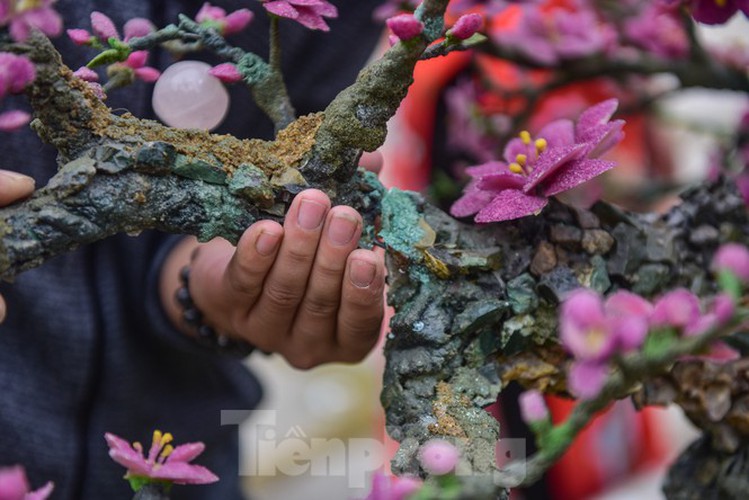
[0,52,35,132]
[105,430,218,485]
[195,2,254,35]
[491,7,615,66]
[0,0,62,42]
[260,0,338,31]
[67,12,160,91]
[67,11,156,46]
[559,241,749,400]
[451,99,624,223]
[0,465,53,500]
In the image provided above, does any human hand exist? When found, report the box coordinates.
[162,188,386,369]
[0,170,35,322]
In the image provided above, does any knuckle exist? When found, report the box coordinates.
[264,282,303,310]
[302,294,339,319]
[284,245,315,266]
[227,269,260,295]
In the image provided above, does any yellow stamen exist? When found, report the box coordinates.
[133,442,143,452]
[715,0,727,6]
[515,154,527,166]
[160,432,174,447]
[519,130,531,145]
[509,163,523,174]
[152,430,163,447]
[17,0,42,11]
[159,444,174,460]
[535,138,548,153]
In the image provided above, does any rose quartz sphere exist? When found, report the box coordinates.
[152,61,229,131]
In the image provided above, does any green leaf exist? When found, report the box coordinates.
[87,49,127,68]
[642,328,678,359]
[718,269,743,301]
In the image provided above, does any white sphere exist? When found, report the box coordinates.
[152,60,230,131]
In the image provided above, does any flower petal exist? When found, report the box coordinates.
[475,189,548,223]
[450,184,496,217]
[542,158,614,197]
[263,1,300,19]
[523,143,585,193]
[26,481,54,500]
[152,462,219,484]
[0,466,30,497]
[568,361,608,399]
[123,18,156,41]
[537,119,575,149]
[168,442,206,463]
[91,11,119,41]
[0,110,31,132]
[576,98,618,138]
[477,172,526,191]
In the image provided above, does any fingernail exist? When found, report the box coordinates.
[350,260,376,288]
[328,214,358,246]
[0,170,34,186]
[256,231,281,256]
[297,199,326,230]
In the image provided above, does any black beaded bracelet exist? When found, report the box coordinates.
[176,266,255,357]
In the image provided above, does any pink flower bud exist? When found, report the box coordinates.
[123,18,156,41]
[386,13,424,41]
[73,67,99,82]
[125,51,149,69]
[519,390,549,423]
[448,13,482,40]
[2,54,36,94]
[208,63,242,84]
[67,28,92,45]
[0,110,31,132]
[134,67,161,83]
[91,11,119,41]
[196,2,226,23]
[418,440,459,475]
[223,9,254,35]
[712,243,749,282]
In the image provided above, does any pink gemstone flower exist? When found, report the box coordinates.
[451,99,624,223]
[105,430,219,485]
[690,0,749,24]
[365,471,422,500]
[195,2,254,35]
[0,0,62,42]
[623,4,689,59]
[0,465,54,500]
[261,0,338,31]
[419,440,460,476]
[519,390,549,424]
[491,7,613,66]
[650,289,702,330]
[560,288,652,399]
[67,11,156,45]
[0,52,36,132]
